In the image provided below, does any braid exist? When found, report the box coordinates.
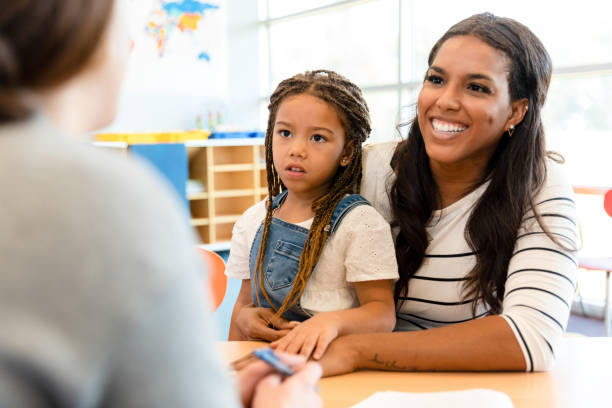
[254,70,371,318]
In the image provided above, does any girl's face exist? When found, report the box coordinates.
[417,35,526,173]
[272,93,350,200]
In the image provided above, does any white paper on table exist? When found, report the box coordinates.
[350,388,514,408]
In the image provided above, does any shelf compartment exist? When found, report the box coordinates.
[214,170,256,190]
[212,145,253,165]
[215,196,256,217]
[194,225,211,244]
[188,147,208,180]
[259,168,268,188]
[190,199,209,221]
[215,223,234,242]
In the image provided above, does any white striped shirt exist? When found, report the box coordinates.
[361,141,578,372]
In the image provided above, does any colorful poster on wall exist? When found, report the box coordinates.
[123,0,228,98]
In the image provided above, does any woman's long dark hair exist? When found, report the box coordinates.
[391,12,554,314]
[0,0,114,123]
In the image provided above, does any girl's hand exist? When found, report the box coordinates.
[236,306,297,342]
[270,312,341,360]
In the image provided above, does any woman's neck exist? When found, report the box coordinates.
[430,159,487,209]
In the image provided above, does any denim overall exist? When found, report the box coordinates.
[249,190,371,322]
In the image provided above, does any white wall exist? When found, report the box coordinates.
[225,0,260,130]
[105,1,261,132]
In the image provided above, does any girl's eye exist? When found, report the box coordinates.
[311,134,326,143]
[467,83,491,94]
[279,130,291,138]
[425,74,444,85]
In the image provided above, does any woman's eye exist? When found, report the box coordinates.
[468,83,491,94]
[311,134,326,143]
[279,130,291,138]
[425,74,444,85]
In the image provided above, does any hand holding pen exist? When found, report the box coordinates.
[233,349,322,408]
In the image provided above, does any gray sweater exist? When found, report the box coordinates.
[0,117,240,407]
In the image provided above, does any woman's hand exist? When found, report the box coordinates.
[236,306,297,342]
[251,361,322,408]
[270,312,341,360]
[236,351,322,408]
[316,335,361,377]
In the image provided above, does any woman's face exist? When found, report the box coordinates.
[417,35,525,171]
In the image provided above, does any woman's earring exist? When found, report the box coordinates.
[507,125,515,137]
[340,157,349,166]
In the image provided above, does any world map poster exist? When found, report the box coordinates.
[123,0,228,98]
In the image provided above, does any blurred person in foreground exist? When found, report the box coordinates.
[0,1,321,407]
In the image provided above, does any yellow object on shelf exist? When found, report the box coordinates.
[95,130,211,144]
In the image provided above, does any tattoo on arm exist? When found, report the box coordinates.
[368,353,414,371]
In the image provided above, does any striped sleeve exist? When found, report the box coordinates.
[501,161,578,372]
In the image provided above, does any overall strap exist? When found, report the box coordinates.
[327,194,371,234]
[271,189,288,210]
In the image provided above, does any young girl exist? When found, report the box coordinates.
[227,70,398,360]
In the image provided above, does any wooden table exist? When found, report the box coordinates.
[220,338,612,407]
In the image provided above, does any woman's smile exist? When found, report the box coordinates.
[429,118,469,140]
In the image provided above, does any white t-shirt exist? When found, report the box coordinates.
[226,198,399,315]
[361,141,578,372]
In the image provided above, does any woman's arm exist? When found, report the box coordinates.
[271,279,396,359]
[319,315,525,376]
[498,162,578,371]
[319,162,578,376]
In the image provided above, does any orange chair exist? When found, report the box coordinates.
[197,247,228,312]
[578,190,612,336]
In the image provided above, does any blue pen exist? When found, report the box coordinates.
[253,348,295,376]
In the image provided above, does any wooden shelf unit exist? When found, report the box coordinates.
[188,139,267,245]
[94,136,266,248]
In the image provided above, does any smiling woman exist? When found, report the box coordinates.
[315,12,578,376]
[418,35,528,189]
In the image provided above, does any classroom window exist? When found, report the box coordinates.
[259,0,612,141]
[257,0,612,308]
